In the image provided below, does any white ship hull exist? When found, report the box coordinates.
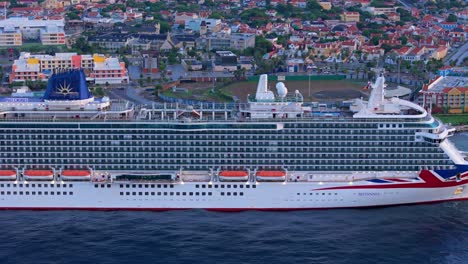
[1,170,467,210]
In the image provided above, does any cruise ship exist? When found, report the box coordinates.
[0,69,466,210]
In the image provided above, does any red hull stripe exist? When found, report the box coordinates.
[316,170,468,191]
[0,197,467,211]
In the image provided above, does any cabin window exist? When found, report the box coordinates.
[189,192,193,196]
[94,184,98,188]
[221,192,225,196]
[70,192,73,195]
[151,192,155,196]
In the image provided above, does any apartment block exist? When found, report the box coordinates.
[0,18,65,46]
[10,52,129,84]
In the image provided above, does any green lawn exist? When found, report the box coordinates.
[434,114,468,125]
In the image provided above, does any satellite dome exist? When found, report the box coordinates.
[101,96,110,103]
[276,82,288,98]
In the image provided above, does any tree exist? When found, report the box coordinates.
[446,14,457,22]
[209,12,223,19]
[67,12,80,20]
[399,36,408,45]
[370,36,380,45]
[159,62,167,72]
[255,36,274,54]
[72,37,93,53]
[157,21,171,34]
[234,68,247,80]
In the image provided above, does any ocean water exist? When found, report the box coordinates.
[0,134,467,264]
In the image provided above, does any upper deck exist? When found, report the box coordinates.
[0,72,436,126]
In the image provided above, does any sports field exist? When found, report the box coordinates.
[221,79,368,102]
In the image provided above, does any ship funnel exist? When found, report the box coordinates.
[367,75,385,111]
[255,74,275,101]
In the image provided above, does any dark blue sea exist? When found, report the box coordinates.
[0,133,467,264]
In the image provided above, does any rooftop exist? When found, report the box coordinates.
[425,76,468,93]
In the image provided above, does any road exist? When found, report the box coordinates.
[445,41,468,66]
[106,84,155,105]
[397,0,415,10]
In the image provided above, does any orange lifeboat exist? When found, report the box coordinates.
[61,170,91,181]
[256,171,286,181]
[24,170,54,181]
[219,171,249,181]
[0,170,17,180]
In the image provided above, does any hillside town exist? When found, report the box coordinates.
[0,0,467,119]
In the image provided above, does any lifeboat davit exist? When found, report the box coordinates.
[256,171,286,181]
[61,170,91,181]
[0,170,17,180]
[219,171,249,181]
[23,170,54,181]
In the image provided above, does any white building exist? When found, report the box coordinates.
[0,18,65,46]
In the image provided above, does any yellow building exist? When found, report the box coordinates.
[447,88,468,113]
[340,12,360,22]
[418,76,468,113]
[0,32,22,46]
[319,1,332,10]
